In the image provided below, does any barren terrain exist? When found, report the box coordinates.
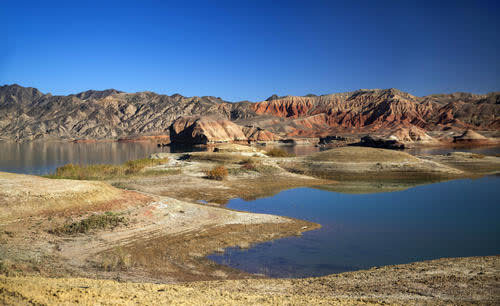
[1,145,499,304]
[1,256,498,305]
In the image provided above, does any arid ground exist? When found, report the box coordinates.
[1,145,499,304]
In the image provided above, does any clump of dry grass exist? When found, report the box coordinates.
[239,157,258,170]
[0,260,11,275]
[205,166,228,180]
[227,158,279,176]
[50,212,128,235]
[46,158,169,180]
[241,162,256,171]
[265,148,295,157]
[95,247,132,271]
[143,168,182,176]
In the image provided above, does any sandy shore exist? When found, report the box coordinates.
[0,171,318,283]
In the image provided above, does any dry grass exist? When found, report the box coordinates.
[1,256,498,305]
[143,168,182,176]
[232,158,279,175]
[95,247,132,272]
[185,152,251,164]
[45,158,169,180]
[265,148,295,157]
[205,166,229,180]
[306,146,417,163]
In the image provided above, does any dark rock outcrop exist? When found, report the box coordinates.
[452,130,495,145]
[318,135,359,147]
[356,136,405,150]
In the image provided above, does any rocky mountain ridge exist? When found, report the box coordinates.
[0,84,498,141]
[250,88,499,136]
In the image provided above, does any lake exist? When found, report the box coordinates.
[208,176,500,278]
[1,141,498,175]
[1,141,499,278]
[0,141,205,175]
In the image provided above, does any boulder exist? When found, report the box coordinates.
[169,116,247,145]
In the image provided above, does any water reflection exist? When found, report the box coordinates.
[405,145,500,156]
[0,141,205,175]
[209,176,500,278]
[1,141,498,175]
[262,143,500,157]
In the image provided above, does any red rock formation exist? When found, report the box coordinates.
[169,116,247,145]
[2,85,498,141]
[253,96,315,118]
[387,126,437,143]
[242,126,280,142]
[251,89,499,137]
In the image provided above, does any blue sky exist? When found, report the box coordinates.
[1,0,499,101]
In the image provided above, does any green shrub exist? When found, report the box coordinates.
[265,148,295,157]
[50,212,128,235]
[205,165,228,180]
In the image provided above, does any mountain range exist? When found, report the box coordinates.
[0,84,498,141]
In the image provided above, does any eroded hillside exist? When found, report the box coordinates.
[0,84,498,141]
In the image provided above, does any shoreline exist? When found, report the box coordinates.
[1,145,499,303]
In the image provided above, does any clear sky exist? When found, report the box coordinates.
[1,0,499,101]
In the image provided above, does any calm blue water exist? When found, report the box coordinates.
[0,142,206,175]
[208,176,500,278]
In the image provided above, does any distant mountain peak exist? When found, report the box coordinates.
[1,84,498,141]
[266,94,283,101]
[72,89,123,100]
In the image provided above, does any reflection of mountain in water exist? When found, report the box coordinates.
[0,141,205,175]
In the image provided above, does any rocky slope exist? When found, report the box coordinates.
[0,84,251,141]
[250,89,500,136]
[0,84,498,141]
